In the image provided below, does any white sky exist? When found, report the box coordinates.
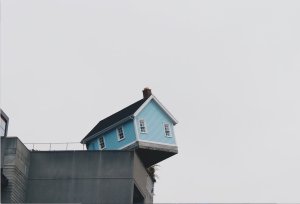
[1,0,300,202]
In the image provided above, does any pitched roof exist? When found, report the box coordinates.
[81,98,147,143]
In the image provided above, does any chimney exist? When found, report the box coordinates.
[143,87,152,99]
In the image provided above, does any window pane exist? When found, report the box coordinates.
[0,117,6,130]
[117,127,124,140]
[0,128,5,137]
[99,136,105,149]
[164,124,171,136]
[139,120,146,133]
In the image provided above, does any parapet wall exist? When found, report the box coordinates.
[1,137,30,203]
[1,137,153,204]
[26,151,135,203]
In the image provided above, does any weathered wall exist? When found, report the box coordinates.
[1,137,30,203]
[26,151,135,203]
[133,153,154,203]
[1,137,154,204]
[26,151,138,204]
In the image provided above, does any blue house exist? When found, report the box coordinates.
[81,88,178,167]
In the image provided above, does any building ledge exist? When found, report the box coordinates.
[123,141,178,167]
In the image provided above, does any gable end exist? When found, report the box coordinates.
[133,95,178,125]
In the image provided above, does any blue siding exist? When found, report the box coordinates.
[87,139,99,150]
[136,100,176,145]
[87,120,137,150]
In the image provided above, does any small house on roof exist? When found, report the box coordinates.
[81,88,178,167]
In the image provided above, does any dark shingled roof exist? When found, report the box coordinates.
[81,98,147,143]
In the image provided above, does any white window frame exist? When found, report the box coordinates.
[0,117,6,130]
[139,119,147,133]
[163,123,172,137]
[98,136,105,150]
[116,126,125,141]
[0,117,6,136]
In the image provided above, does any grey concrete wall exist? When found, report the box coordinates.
[133,153,153,203]
[26,151,136,204]
[1,137,31,203]
[1,138,154,204]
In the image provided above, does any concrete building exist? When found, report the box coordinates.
[1,137,154,203]
[1,109,9,191]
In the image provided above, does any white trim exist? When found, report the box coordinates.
[116,126,125,141]
[152,95,178,124]
[118,141,138,150]
[138,139,177,147]
[81,116,133,143]
[118,140,177,150]
[98,136,106,150]
[138,118,147,134]
[133,95,178,125]
[133,118,140,141]
[133,96,153,117]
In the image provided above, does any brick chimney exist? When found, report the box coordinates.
[143,87,152,99]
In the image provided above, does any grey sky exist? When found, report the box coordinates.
[1,0,300,202]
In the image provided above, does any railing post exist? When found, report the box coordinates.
[26,142,85,151]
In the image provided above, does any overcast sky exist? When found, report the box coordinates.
[1,0,300,202]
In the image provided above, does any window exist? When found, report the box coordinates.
[139,119,147,133]
[164,123,171,137]
[98,136,105,150]
[117,126,125,141]
[0,127,4,137]
[0,116,7,137]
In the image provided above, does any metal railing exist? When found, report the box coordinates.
[24,142,87,151]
